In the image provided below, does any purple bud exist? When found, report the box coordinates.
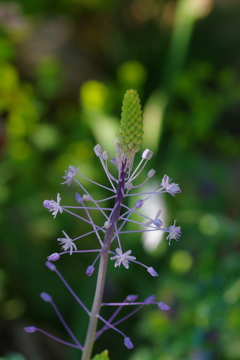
[158,302,171,311]
[43,200,52,210]
[86,265,94,276]
[147,267,158,277]
[144,295,156,304]
[147,169,156,178]
[45,261,56,271]
[102,150,109,160]
[124,337,134,349]
[47,253,60,261]
[75,193,83,204]
[125,182,133,191]
[126,294,138,302]
[24,326,36,333]
[94,144,102,157]
[40,292,52,302]
[134,199,144,209]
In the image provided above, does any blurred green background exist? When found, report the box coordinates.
[0,0,240,359]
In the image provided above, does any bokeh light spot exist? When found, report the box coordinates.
[223,279,240,304]
[117,60,147,86]
[31,124,59,150]
[1,297,26,320]
[170,250,193,274]
[198,214,219,235]
[80,81,109,110]
[9,140,32,160]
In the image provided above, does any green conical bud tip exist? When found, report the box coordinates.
[117,89,144,160]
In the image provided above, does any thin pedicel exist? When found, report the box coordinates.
[24,89,181,360]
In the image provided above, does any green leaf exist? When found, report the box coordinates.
[91,350,110,360]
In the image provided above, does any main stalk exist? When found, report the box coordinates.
[81,165,126,360]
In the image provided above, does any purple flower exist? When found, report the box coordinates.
[146,209,162,228]
[62,165,79,186]
[166,220,181,245]
[57,231,77,255]
[161,175,181,196]
[110,248,136,269]
[43,193,63,218]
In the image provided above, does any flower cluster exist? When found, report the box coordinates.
[24,90,181,359]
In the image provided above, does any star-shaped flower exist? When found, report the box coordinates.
[43,193,63,218]
[161,175,181,196]
[146,209,162,228]
[110,248,136,269]
[57,230,77,255]
[166,220,181,245]
[62,165,79,186]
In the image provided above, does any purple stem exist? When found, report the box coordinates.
[55,268,90,316]
[50,300,82,347]
[81,161,127,360]
[34,328,82,349]
[95,297,128,340]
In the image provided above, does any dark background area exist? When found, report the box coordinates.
[0,0,240,359]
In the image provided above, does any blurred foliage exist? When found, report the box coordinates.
[0,0,240,360]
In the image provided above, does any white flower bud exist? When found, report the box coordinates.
[125,182,133,190]
[102,151,109,161]
[142,149,153,160]
[104,220,112,229]
[83,194,92,201]
[94,144,102,157]
[147,169,156,178]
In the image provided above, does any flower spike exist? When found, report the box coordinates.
[115,89,144,172]
[28,90,182,357]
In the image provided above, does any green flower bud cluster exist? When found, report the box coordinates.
[117,89,144,160]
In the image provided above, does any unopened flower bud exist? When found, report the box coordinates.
[47,253,60,262]
[147,267,158,277]
[158,302,170,311]
[125,182,133,191]
[104,220,112,229]
[144,295,156,304]
[75,193,83,203]
[94,144,102,157]
[147,169,156,178]
[24,326,36,333]
[45,261,56,271]
[102,151,109,161]
[142,149,153,160]
[126,294,138,302]
[124,337,134,349]
[40,292,52,302]
[134,199,144,209]
[86,265,94,276]
[83,194,92,201]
